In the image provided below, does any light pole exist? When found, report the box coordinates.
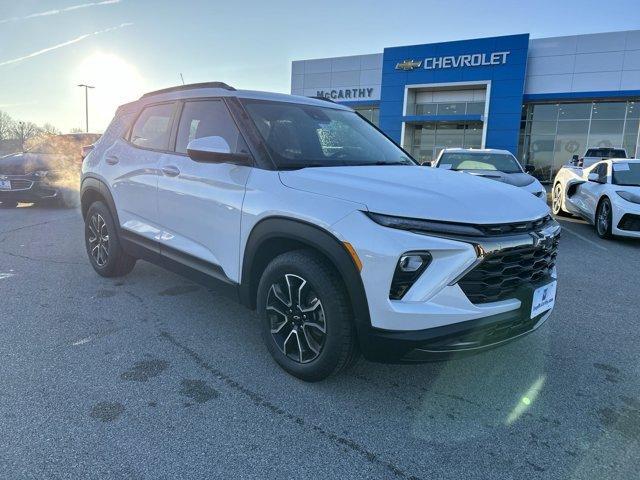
[77,84,94,133]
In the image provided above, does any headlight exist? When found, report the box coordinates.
[617,191,640,204]
[366,212,484,237]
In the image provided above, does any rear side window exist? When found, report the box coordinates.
[175,100,247,154]
[130,103,175,150]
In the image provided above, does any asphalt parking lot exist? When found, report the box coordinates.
[1,204,639,479]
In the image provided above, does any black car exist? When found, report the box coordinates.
[0,133,100,208]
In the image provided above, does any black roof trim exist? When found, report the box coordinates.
[310,95,336,104]
[141,82,236,98]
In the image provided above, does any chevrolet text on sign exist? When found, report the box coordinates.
[423,51,510,69]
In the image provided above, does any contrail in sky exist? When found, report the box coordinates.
[0,0,122,24]
[0,23,133,67]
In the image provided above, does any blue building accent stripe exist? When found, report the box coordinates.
[523,90,640,102]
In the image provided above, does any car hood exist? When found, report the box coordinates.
[457,170,536,187]
[279,166,550,224]
[0,152,69,175]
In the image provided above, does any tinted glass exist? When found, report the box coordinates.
[591,102,626,120]
[612,162,640,186]
[438,152,522,173]
[585,148,627,158]
[242,100,414,169]
[558,103,591,119]
[130,103,175,150]
[175,100,247,154]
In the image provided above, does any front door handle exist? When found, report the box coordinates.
[161,165,180,177]
[105,155,119,165]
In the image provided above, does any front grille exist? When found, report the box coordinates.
[475,215,552,236]
[458,235,559,304]
[5,179,33,190]
[618,214,640,232]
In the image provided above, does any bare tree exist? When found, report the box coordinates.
[11,121,41,151]
[0,110,15,142]
[41,123,61,136]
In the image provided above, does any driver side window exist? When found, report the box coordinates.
[596,163,609,183]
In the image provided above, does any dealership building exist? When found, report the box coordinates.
[291,30,640,182]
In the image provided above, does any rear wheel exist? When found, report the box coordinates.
[595,198,613,239]
[257,250,359,381]
[85,201,136,277]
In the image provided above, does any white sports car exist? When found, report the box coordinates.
[552,159,640,239]
[432,148,547,200]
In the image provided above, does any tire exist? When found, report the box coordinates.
[551,183,568,216]
[85,201,136,277]
[0,200,18,208]
[257,250,359,381]
[595,198,613,239]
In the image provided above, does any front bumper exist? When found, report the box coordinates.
[330,211,559,363]
[356,279,554,363]
[0,175,59,203]
[612,198,640,238]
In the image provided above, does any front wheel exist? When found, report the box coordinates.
[257,250,359,381]
[85,201,136,277]
[595,198,613,239]
[551,183,567,216]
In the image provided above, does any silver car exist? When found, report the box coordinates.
[432,148,547,200]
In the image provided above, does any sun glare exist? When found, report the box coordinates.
[73,52,144,132]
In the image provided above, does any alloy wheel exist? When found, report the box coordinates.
[552,184,562,214]
[597,202,610,236]
[266,274,327,364]
[87,213,110,267]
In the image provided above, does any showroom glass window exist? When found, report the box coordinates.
[405,123,482,164]
[175,100,248,154]
[353,106,380,127]
[518,100,640,182]
[130,103,176,150]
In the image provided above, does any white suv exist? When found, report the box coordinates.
[81,82,560,381]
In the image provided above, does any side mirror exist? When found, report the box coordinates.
[186,136,252,165]
[524,164,535,173]
[587,172,600,182]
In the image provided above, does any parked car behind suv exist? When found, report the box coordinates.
[81,82,561,381]
[0,133,100,207]
[432,148,547,200]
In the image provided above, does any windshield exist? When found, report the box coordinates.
[241,100,415,169]
[437,152,523,173]
[612,162,640,187]
[585,148,627,158]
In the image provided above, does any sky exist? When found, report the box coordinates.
[0,0,639,133]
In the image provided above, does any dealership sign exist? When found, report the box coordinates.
[316,88,375,100]
[395,51,511,71]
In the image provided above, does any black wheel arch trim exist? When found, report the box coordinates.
[239,216,371,330]
[80,175,120,226]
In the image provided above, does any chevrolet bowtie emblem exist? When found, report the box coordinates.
[531,231,554,251]
[395,59,422,71]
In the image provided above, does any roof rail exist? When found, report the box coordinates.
[141,82,235,98]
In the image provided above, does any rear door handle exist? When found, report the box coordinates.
[161,165,180,177]
[105,155,119,165]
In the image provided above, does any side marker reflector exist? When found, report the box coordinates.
[343,242,362,272]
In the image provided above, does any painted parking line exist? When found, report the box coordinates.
[559,224,608,252]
